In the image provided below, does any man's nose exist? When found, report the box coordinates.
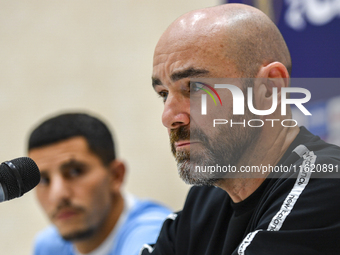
[49,176,72,204]
[162,92,190,129]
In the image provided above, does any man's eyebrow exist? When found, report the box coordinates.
[152,77,162,88]
[39,169,48,176]
[37,160,87,177]
[152,68,209,89]
[171,68,209,82]
[60,159,86,171]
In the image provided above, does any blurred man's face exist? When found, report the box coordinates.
[29,136,114,241]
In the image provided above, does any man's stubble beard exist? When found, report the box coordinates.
[170,113,261,186]
[61,210,111,242]
[54,200,110,242]
[61,212,111,242]
[62,227,96,242]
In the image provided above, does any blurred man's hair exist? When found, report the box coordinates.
[28,113,116,166]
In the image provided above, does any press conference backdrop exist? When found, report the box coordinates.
[227,0,340,144]
[0,1,218,254]
[1,1,338,254]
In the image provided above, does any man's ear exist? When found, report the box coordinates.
[108,159,126,194]
[257,62,290,96]
[253,62,290,112]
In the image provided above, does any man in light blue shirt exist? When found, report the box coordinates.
[28,112,171,255]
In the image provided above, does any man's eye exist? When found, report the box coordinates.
[190,82,205,92]
[158,91,168,102]
[68,168,83,177]
[39,176,50,186]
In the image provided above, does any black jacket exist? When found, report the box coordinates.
[140,127,340,255]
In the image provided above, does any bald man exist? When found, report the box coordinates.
[140,3,340,255]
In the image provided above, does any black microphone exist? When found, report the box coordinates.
[0,157,40,203]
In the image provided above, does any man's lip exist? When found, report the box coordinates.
[175,141,199,148]
[54,209,80,220]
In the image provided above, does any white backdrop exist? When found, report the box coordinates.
[0,1,219,254]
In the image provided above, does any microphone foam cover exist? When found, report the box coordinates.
[0,157,40,200]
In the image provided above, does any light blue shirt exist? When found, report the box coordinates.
[33,196,171,255]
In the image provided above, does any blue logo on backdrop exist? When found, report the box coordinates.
[226,0,340,78]
[226,1,340,145]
